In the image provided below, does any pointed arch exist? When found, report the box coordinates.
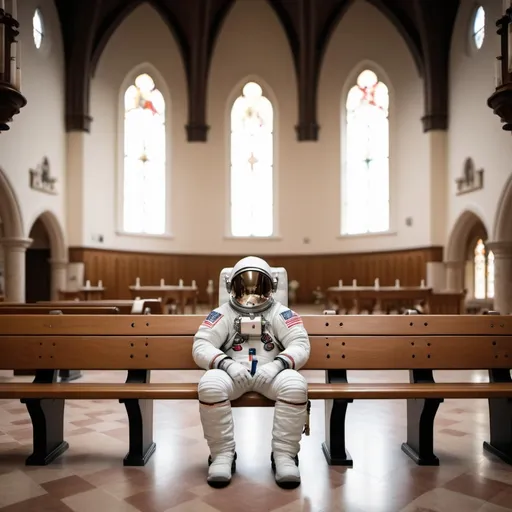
[446,209,489,262]
[493,173,512,242]
[0,168,24,239]
[28,210,67,262]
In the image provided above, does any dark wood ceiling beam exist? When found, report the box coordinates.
[55,0,102,132]
[412,0,460,131]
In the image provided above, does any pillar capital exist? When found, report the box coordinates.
[486,241,512,257]
[0,237,33,250]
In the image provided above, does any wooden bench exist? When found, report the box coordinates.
[0,299,163,315]
[0,314,511,469]
[0,306,121,315]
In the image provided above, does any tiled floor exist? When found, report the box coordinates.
[0,306,511,511]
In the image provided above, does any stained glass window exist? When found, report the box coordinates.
[474,238,494,299]
[342,69,389,235]
[123,73,166,235]
[33,9,44,49]
[230,82,273,236]
[473,6,485,50]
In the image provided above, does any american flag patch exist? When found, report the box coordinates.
[280,309,302,328]
[202,311,223,328]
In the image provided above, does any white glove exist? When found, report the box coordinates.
[253,360,284,388]
[224,360,252,389]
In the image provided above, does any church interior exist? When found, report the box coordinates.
[1,0,512,510]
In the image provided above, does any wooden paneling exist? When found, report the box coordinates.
[69,246,443,303]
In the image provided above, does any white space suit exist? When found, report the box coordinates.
[193,256,310,489]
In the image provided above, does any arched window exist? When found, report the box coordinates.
[123,73,166,235]
[472,6,485,50]
[230,81,273,237]
[342,69,389,235]
[474,238,494,299]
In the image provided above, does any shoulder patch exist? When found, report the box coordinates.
[202,310,223,328]
[280,309,302,328]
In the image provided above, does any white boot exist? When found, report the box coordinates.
[199,401,236,488]
[271,374,308,489]
[271,452,300,488]
[208,451,236,487]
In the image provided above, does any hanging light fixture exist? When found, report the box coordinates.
[0,0,26,132]
[488,1,512,131]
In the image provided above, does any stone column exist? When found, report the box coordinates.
[0,237,33,302]
[49,259,68,300]
[444,260,465,292]
[486,241,512,314]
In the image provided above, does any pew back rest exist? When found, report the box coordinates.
[0,306,121,315]
[0,314,511,371]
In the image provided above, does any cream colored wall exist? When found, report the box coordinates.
[0,0,66,238]
[85,0,429,254]
[447,0,512,241]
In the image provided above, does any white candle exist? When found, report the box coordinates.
[179,279,184,287]
[9,41,15,86]
[160,278,165,287]
[374,278,380,289]
[85,280,91,289]
[338,279,342,288]
[420,279,425,288]
[11,0,17,19]
[352,279,357,288]
[496,57,503,88]
[192,280,196,287]
[98,280,103,288]
[15,39,20,90]
[395,279,400,288]
[135,277,140,288]
[508,24,512,72]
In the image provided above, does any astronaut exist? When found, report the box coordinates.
[192,256,310,489]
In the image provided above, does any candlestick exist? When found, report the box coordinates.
[0,25,4,75]
[496,57,503,88]
[508,23,512,72]
[15,39,20,90]
[9,41,15,86]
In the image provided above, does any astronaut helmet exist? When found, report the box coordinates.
[226,256,278,313]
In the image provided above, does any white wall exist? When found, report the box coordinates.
[0,0,66,238]
[447,0,512,240]
[84,0,429,254]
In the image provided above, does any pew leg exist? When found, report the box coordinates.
[484,369,512,464]
[21,370,69,465]
[120,370,155,466]
[321,370,353,466]
[401,398,443,465]
[401,369,443,465]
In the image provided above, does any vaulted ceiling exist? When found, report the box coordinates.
[53,0,460,141]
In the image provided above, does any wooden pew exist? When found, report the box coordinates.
[0,306,121,315]
[0,299,163,315]
[0,314,511,469]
